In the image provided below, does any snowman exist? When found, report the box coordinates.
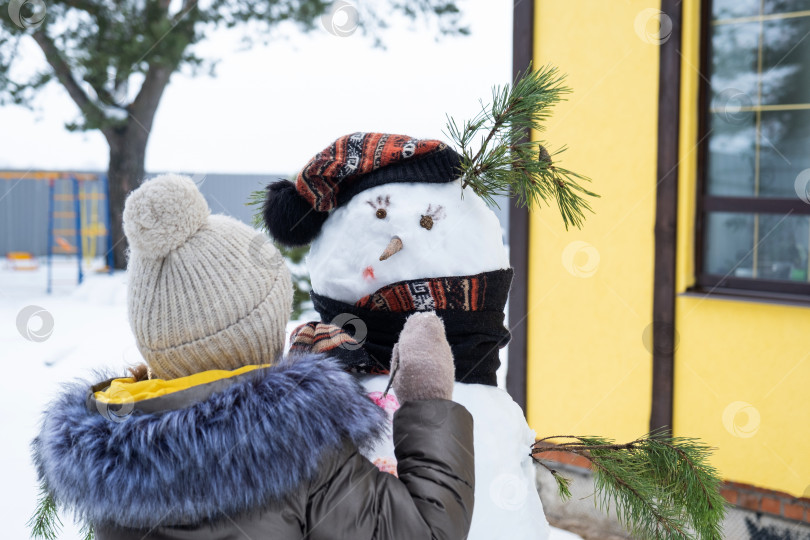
[261,132,551,540]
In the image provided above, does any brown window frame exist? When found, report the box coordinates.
[694,0,810,301]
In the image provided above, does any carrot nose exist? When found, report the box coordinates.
[379,236,403,261]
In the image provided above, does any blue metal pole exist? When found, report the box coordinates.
[46,178,54,295]
[103,174,113,273]
[73,175,83,285]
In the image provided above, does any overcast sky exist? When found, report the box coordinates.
[0,0,511,175]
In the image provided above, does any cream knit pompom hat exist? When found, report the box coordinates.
[123,174,292,379]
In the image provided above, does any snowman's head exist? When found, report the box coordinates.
[260,132,511,304]
[308,180,509,304]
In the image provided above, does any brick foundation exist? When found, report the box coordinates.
[722,481,810,524]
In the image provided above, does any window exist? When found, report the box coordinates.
[697,0,810,297]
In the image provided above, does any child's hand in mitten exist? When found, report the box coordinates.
[389,312,455,403]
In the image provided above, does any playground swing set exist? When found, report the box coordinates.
[1,172,114,293]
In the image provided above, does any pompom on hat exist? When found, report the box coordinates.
[123,173,211,259]
[124,174,293,379]
[262,132,462,246]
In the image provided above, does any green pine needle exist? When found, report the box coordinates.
[80,520,95,540]
[536,460,574,501]
[445,64,599,230]
[248,186,267,230]
[532,431,726,540]
[28,482,95,540]
[28,484,62,540]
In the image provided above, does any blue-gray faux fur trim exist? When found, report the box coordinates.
[32,354,387,529]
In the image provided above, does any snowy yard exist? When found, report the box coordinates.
[0,260,580,540]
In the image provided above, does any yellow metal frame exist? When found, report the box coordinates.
[0,171,98,181]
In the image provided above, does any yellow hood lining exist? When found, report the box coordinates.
[94,364,270,404]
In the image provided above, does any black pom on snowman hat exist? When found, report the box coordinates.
[262,180,330,247]
[260,132,461,247]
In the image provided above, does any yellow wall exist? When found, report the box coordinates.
[527,0,661,443]
[674,0,810,497]
[527,0,810,498]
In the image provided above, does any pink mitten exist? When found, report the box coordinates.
[390,312,455,403]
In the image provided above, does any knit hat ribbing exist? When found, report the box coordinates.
[297,132,451,212]
[124,174,292,379]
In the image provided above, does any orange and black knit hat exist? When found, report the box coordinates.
[261,132,461,246]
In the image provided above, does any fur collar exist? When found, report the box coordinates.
[32,354,387,529]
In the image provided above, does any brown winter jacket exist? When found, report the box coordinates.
[32,354,475,539]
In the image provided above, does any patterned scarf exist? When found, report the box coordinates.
[290,269,513,386]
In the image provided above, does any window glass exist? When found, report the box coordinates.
[709,22,758,102]
[704,212,755,276]
[704,213,810,282]
[758,110,810,197]
[761,17,810,105]
[712,0,759,20]
[706,112,756,196]
[702,1,810,293]
[712,1,810,19]
[707,4,810,198]
[764,0,810,15]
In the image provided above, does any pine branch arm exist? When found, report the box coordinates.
[532,442,689,536]
[461,100,517,189]
[589,457,690,538]
[534,435,584,443]
[532,434,725,538]
[656,439,719,510]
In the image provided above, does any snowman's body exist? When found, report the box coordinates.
[308,181,551,540]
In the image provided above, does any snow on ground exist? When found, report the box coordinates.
[0,259,580,540]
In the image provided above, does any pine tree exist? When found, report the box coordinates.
[0,0,467,269]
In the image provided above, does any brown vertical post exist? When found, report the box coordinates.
[650,0,683,433]
[506,0,535,413]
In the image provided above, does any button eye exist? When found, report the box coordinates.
[376,208,387,219]
[420,215,434,230]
